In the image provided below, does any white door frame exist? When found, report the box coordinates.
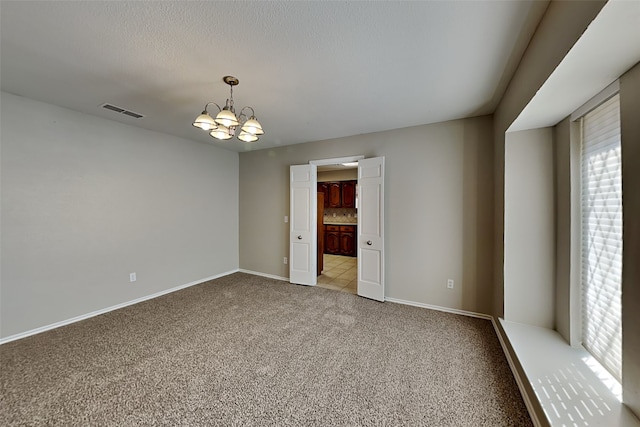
[289,155,364,286]
[309,155,365,167]
[289,155,384,301]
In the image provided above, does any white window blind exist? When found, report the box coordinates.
[581,94,622,382]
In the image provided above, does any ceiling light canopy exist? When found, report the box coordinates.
[193,76,264,143]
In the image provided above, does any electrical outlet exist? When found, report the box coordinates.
[447,279,454,289]
[284,215,288,223]
[130,272,137,282]
[283,257,288,265]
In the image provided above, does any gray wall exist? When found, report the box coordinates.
[504,128,555,328]
[239,116,495,314]
[0,92,239,339]
[492,0,606,317]
[620,61,640,418]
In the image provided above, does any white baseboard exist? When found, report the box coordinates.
[491,317,542,427]
[0,269,238,345]
[238,269,289,282]
[384,297,492,320]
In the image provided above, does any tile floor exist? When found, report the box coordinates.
[317,254,357,294]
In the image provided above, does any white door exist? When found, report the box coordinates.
[357,157,385,301]
[289,164,317,286]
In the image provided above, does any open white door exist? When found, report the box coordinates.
[289,164,317,286]
[357,157,385,301]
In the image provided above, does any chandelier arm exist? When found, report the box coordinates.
[202,102,217,113]
[239,106,255,118]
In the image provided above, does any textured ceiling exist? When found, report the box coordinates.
[0,1,548,152]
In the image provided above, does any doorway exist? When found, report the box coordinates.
[289,155,385,302]
[316,163,358,294]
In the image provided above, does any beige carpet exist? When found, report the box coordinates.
[0,272,532,426]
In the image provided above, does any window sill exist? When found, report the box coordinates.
[500,319,639,427]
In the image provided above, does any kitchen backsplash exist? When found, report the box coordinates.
[324,208,358,223]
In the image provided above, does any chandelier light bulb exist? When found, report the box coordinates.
[215,109,239,128]
[210,125,233,140]
[192,111,217,131]
[241,117,264,135]
[238,131,259,143]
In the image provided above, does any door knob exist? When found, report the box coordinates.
[297,235,302,240]
[366,240,373,245]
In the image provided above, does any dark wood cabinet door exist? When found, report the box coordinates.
[328,183,342,208]
[318,183,330,208]
[326,231,341,254]
[341,181,356,208]
[340,232,355,256]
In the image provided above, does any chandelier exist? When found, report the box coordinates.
[192,76,264,143]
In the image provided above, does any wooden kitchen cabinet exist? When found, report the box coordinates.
[318,180,357,208]
[340,225,356,256]
[318,183,330,208]
[324,225,357,257]
[328,183,342,208]
[325,225,341,254]
[341,181,356,208]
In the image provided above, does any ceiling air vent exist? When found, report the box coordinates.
[121,110,144,118]
[100,103,144,119]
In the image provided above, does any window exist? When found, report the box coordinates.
[580,94,622,382]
